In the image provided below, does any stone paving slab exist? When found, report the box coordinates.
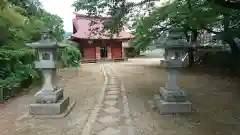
[81,64,134,135]
[97,127,121,135]
[104,100,117,106]
[105,95,119,100]
[98,115,120,125]
[107,91,120,95]
[107,87,121,90]
[103,106,120,114]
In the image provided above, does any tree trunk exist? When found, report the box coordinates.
[187,29,198,68]
[187,48,194,67]
[222,13,239,75]
[225,38,240,75]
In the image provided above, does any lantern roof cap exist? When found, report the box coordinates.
[26,27,64,49]
[163,38,191,48]
[26,41,59,49]
[152,36,191,48]
[153,27,192,49]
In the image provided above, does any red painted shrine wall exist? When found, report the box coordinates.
[84,45,96,60]
[110,42,122,59]
[78,39,122,60]
[78,40,96,60]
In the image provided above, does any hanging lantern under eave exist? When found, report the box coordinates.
[88,40,93,44]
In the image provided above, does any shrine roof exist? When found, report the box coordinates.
[71,13,135,40]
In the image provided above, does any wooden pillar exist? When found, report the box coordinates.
[107,46,112,59]
[122,46,125,58]
[122,41,128,58]
[96,46,100,60]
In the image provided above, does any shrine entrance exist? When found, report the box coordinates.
[100,44,108,59]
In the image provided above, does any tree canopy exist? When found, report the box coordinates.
[72,0,240,71]
[209,0,240,10]
[72,0,240,50]
[0,0,65,48]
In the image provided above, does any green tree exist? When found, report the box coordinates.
[1,0,65,45]
[9,0,43,16]
[208,0,240,10]
[0,0,27,45]
[40,11,65,41]
[72,0,240,71]
[72,0,156,35]
[23,10,65,42]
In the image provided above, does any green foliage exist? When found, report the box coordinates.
[130,0,240,51]
[0,48,39,101]
[37,10,65,41]
[0,0,65,45]
[130,3,176,50]
[65,32,73,38]
[0,0,66,101]
[72,0,156,35]
[0,0,26,27]
[58,41,82,68]
[209,0,240,10]
[73,0,240,49]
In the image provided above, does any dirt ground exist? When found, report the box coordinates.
[0,63,104,135]
[0,58,240,135]
[112,58,240,135]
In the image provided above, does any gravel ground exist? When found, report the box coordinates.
[112,58,240,135]
[0,63,104,135]
[1,58,240,135]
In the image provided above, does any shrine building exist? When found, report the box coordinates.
[69,13,135,62]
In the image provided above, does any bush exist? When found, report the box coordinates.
[0,41,82,101]
[0,48,39,101]
[197,50,232,68]
[58,41,82,68]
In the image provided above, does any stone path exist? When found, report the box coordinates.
[81,64,134,135]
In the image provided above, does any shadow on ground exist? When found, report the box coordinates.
[0,64,104,135]
[113,58,240,135]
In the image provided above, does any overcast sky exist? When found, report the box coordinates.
[40,0,76,32]
[40,0,164,32]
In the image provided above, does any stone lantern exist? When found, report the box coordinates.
[26,29,74,117]
[154,27,192,114]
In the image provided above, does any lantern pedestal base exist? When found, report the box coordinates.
[35,88,63,103]
[159,87,187,102]
[29,96,75,117]
[160,60,167,67]
[28,88,75,118]
[154,87,191,114]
